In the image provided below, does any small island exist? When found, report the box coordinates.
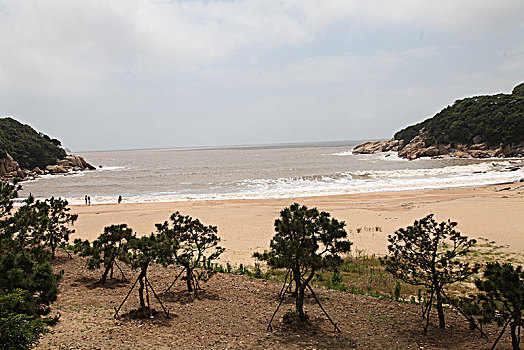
[354,83,524,159]
[0,117,95,181]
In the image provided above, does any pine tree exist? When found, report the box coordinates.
[156,212,224,294]
[75,224,133,284]
[381,214,479,331]
[255,203,351,323]
[467,263,523,350]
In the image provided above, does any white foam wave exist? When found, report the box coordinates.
[48,160,523,205]
[331,150,352,156]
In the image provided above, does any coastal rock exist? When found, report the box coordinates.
[0,153,24,178]
[398,133,428,160]
[352,139,403,154]
[32,167,44,175]
[353,132,524,160]
[46,164,68,174]
[59,155,96,171]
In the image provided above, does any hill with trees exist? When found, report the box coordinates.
[354,83,524,159]
[0,117,94,180]
[0,117,67,170]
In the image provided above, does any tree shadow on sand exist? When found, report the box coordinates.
[118,307,175,326]
[269,315,357,349]
[161,288,221,305]
[73,276,129,290]
[392,320,492,349]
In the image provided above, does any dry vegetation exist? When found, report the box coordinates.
[37,250,517,350]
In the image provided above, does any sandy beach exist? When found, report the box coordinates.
[70,182,524,265]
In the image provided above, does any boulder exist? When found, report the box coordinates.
[57,159,71,168]
[353,139,403,154]
[32,167,44,175]
[472,135,483,144]
[45,165,68,174]
[398,133,427,159]
[0,153,23,178]
[451,150,470,158]
[58,155,96,171]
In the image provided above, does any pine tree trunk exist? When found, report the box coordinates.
[510,322,519,350]
[138,268,147,311]
[186,266,193,293]
[296,286,307,321]
[436,290,445,329]
[100,261,113,284]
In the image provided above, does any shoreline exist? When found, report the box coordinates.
[69,181,524,265]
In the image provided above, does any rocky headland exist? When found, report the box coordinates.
[0,151,95,181]
[353,131,524,160]
[354,83,524,160]
[0,117,95,181]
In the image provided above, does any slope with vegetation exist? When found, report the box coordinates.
[354,83,524,159]
[0,117,94,180]
[0,117,66,170]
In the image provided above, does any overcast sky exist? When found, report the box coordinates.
[1,1,523,151]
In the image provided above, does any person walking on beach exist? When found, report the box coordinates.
[85,195,88,205]
[88,196,91,206]
[118,195,122,204]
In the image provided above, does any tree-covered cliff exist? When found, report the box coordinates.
[0,117,67,169]
[394,83,524,148]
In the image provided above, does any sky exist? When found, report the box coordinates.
[1,1,523,152]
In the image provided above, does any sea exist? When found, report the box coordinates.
[18,140,524,205]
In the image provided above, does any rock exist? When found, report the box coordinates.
[468,150,490,158]
[398,133,427,159]
[472,135,483,144]
[57,159,71,168]
[32,167,44,175]
[470,143,488,150]
[353,139,403,154]
[422,146,439,157]
[59,155,96,171]
[45,165,68,174]
[0,153,24,178]
[451,150,470,158]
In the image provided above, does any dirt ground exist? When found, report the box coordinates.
[38,252,514,350]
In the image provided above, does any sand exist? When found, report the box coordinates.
[70,182,524,265]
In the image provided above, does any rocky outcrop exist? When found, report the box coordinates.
[0,153,25,179]
[353,131,524,160]
[1,153,95,181]
[352,139,403,154]
[62,155,96,170]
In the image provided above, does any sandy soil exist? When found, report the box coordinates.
[70,182,524,265]
[37,252,515,350]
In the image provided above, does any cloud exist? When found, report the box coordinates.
[352,0,524,34]
[1,0,522,97]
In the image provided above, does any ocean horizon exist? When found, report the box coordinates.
[19,140,524,205]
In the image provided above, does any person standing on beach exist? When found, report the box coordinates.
[85,195,88,205]
[118,195,122,204]
[88,196,91,206]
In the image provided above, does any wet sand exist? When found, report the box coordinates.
[70,182,524,265]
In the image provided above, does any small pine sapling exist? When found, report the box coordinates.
[464,263,523,350]
[156,212,224,295]
[76,224,133,284]
[115,233,172,318]
[38,197,78,259]
[254,203,351,331]
[381,214,479,332]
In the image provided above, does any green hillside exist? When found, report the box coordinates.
[394,83,524,147]
[0,117,67,169]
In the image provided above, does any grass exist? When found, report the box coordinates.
[199,235,523,308]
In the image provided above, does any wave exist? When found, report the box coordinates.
[41,160,523,205]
